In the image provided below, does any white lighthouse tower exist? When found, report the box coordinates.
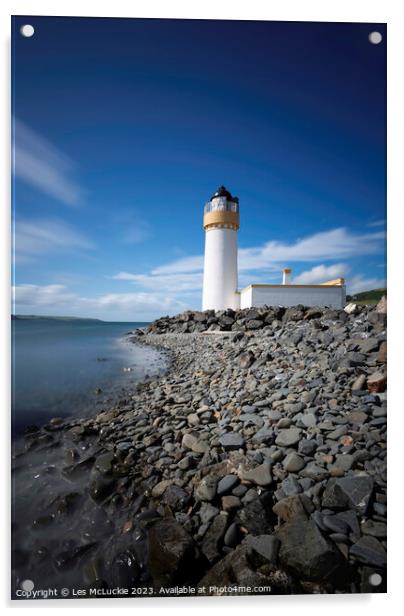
[202,186,240,311]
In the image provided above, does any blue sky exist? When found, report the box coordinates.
[12,17,386,320]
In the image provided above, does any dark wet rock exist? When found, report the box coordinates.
[322,514,350,535]
[277,519,348,582]
[163,485,190,511]
[52,492,81,516]
[54,543,97,570]
[110,550,141,588]
[89,473,115,503]
[244,534,280,564]
[311,510,328,533]
[322,474,374,514]
[350,536,387,567]
[148,518,198,587]
[32,514,54,528]
[223,522,240,548]
[197,544,293,595]
[23,424,40,435]
[94,451,115,475]
[201,514,228,562]
[273,495,308,523]
[237,494,273,535]
[63,454,96,480]
[361,520,387,538]
[335,510,361,539]
[66,425,87,441]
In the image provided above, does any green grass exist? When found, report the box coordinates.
[346,288,387,305]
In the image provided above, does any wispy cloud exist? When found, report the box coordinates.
[145,227,385,277]
[13,118,84,206]
[293,263,350,284]
[12,284,186,321]
[368,219,386,228]
[105,208,152,245]
[115,227,384,295]
[238,228,385,270]
[14,218,95,262]
[348,275,386,295]
[152,255,204,275]
[113,271,203,292]
[13,284,78,308]
[122,223,151,244]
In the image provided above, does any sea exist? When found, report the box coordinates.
[11,318,166,434]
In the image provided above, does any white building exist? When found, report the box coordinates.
[202,186,346,311]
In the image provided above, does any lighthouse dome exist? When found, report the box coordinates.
[210,185,239,203]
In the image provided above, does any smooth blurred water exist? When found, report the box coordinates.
[12,319,164,433]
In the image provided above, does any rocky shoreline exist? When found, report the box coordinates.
[12,300,387,597]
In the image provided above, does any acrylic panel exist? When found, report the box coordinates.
[11,16,387,600]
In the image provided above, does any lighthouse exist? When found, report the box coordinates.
[202,186,240,311]
[201,185,346,311]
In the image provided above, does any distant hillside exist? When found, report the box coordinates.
[12,315,103,322]
[346,288,387,305]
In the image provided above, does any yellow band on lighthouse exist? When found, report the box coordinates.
[203,210,240,230]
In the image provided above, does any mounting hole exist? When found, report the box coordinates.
[20,24,35,38]
[21,579,35,592]
[369,573,382,586]
[369,31,382,45]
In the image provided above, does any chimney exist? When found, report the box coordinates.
[282,268,292,285]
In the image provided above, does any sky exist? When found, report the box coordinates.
[12,17,386,321]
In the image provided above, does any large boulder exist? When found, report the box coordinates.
[147,519,198,587]
[197,544,293,595]
[277,519,348,582]
[322,474,374,514]
[272,495,308,523]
